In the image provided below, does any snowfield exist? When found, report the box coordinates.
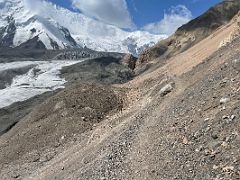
[0,60,80,108]
[0,0,166,55]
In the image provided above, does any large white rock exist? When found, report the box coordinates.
[159,83,174,97]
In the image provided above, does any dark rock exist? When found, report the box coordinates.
[61,56,134,85]
[121,54,137,70]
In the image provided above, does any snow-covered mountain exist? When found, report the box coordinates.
[0,0,166,55]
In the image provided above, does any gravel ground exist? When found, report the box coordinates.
[0,55,132,137]
[14,37,239,180]
[0,27,240,180]
[0,91,57,136]
[0,83,125,179]
[61,56,134,85]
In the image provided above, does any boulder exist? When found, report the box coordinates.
[121,54,137,70]
[159,83,174,97]
[220,97,230,104]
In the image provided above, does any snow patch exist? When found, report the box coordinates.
[0,61,39,72]
[0,60,81,108]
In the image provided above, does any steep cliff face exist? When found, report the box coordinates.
[137,0,240,67]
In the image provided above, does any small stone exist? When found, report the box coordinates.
[220,97,230,104]
[221,142,228,147]
[61,111,68,117]
[61,166,65,170]
[214,175,221,180]
[204,149,211,155]
[210,154,216,161]
[195,145,203,152]
[222,166,234,172]
[230,115,236,120]
[12,173,20,179]
[225,136,230,142]
[61,136,65,140]
[169,127,176,132]
[204,118,210,122]
[222,115,229,120]
[151,169,156,173]
[54,142,61,148]
[205,126,211,132]
[212,134,218,140]
[231,78,236,82]
[182,137,189,145]
[208,141,221,150]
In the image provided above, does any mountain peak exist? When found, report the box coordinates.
[0,0,166,55]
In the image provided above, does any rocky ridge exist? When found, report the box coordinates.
[137,0,240,68]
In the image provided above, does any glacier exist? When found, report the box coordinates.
[0,60,81,108]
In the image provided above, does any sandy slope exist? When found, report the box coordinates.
[167,23,235,76]
[129,16,239,88]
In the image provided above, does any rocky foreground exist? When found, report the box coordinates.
[0,22,239,180]
[0,54,134,136]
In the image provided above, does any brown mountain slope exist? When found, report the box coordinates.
[2,27,237,180]
[0,1,240,179]
[137,0,240,68]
